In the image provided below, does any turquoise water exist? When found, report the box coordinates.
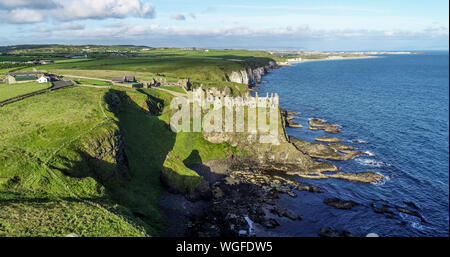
[254,52,449,237]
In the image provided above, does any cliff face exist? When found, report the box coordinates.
[227,61,278,85]
[202,109,337,174]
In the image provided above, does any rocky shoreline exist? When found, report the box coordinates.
[158,157,425,237]
[157,60,425,237]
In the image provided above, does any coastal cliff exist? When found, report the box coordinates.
[201,109,337,175]
[197,60,383,185]
[227,61,278,85]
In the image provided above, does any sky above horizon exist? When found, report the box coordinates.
[0,0,449,51]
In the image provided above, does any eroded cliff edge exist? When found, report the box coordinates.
[226,61,278,85]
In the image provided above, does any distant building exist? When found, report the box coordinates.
[5,74,16,84]
[37,76,48,83]
[39,60,54,65]
[112,75,136,83]
[5,71,55,84]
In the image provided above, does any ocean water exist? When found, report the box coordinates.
[253,52,449,237]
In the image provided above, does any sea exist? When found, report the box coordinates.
[253,51,449,237]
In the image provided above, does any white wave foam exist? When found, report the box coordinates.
[364,151,376,157]
[399,213,425,231]
[356,158,392,167]
[352,139,369,144]
[371,173,390,185]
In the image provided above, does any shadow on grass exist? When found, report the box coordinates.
[183,150,202,166]
[46,88,179,235]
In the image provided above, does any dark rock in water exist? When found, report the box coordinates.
[270,207,302,221]
[280,108,297,116]
[228,170,321,197]
[323,198,359,210]
[261,218,280,229]
[370,202,395,215]
[370,200,426,223]
[396,207,426,222]
[286,115,295,121]
[290,136,364,161]
[309,126,341,133]
[318,227,352,237]
[403,201,419,210]
[287,120,303,128]
[309,118,340,128]
[299,185,322,193]
[324,127,341,133]
[315,136,342,143]
[328,143,355,151]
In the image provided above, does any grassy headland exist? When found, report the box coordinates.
[0,45,281,236]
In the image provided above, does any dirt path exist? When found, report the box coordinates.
[60,75,112,82]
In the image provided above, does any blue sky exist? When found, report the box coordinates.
[0,0,448,50]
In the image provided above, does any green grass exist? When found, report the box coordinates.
[0,86,158,236]
[0,45,281,236]
[0,82,52,102]
[72,78,112,86]
[159,86,186,94]
[118,88,233,193]
[39,57,241,82]
[20,48,280,83]
[0,199,148,237]
[0,84,235,236]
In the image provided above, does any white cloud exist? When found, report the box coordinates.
[49,23,448,40]
[0,0,156,24]
[54,0,155,21]
[0,0,58,9]
[8,9,45,24]
[171,13,186,21]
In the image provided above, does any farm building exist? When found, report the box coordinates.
[5,71,57,84]
[37,76,49,83]
[39,60,54,64]
[112,75,136,83]
[5,71,44,84]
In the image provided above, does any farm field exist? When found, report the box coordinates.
[0,82,52,102]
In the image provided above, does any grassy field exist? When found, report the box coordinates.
[0,83,235,236]
[72,78,112,87]
[40,57,243,82]
[0,45,280,236]
[0,199,148,237]
[0,86,156,236]
[0,82,52,102]
[11,48,280,83]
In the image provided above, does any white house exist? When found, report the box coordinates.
[37,76,48,83]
